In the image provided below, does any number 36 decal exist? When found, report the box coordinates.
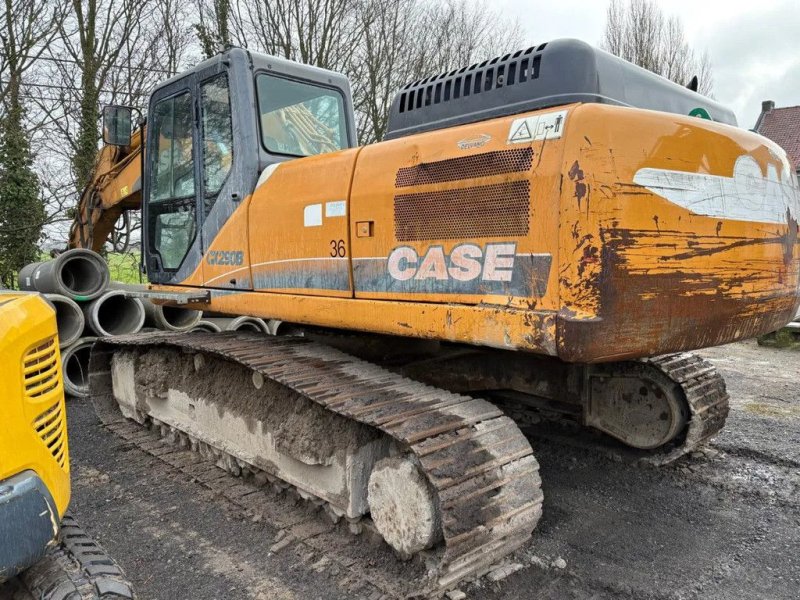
[330,239,346,257]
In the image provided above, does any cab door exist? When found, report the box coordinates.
[144,50,261,289]
[195,59,256,290]
[143,74,202,285]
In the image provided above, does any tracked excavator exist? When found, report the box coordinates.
[79,39,800,593]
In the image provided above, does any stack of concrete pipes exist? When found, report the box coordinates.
[192,315,273,334]
[19,249,203,397]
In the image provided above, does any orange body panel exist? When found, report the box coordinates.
[348,117,562,311]
[192,196,254,290]
[557,105,799,360]
[157,103,800,363]
[248,150,360,298]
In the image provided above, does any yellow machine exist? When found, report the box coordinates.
[80,39,800,593]
[0,292,70,581]
[0,292,133,598]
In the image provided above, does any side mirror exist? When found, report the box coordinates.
[103,105,132,146]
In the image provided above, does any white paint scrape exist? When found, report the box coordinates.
[633,154,800,225]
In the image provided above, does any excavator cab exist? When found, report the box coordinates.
[119,48,357,288]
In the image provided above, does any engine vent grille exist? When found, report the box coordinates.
[394,180,530,241]
[33,400,67,468]
[23,337,60,399]
[397,45,545,115]
[395,148,533,188]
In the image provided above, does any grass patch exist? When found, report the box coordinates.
[757,329,800,349]
[106,252,143,284]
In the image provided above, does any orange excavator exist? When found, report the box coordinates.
[75,40,799,594]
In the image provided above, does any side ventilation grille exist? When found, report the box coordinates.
[394,180,530,241]
[395,148,533,188]
[33,401,67,468]
[23,337,60,399]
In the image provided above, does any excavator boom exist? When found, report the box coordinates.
[69,127,143,252]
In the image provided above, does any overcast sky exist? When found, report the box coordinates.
[495,0,800,129]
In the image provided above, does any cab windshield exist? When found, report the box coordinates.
[256,74,347,157]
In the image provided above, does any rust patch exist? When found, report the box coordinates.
[567,160,588,210]
[558,223,800,362]
[783,210,798,266]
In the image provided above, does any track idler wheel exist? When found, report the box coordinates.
[584,359,689,449]
[368,456,443,559]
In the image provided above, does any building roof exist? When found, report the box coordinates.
[754,101,800,170]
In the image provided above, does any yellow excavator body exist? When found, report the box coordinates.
[0,292,69,580]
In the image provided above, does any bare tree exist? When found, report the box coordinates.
[156,0,196,75]
[27,0,193,250]
[195,0,233,58]
[356,0,523,142]
[235,0,360,70]
[602,0,713,96]
[0,0,66,107]
[39,0,151,192]
[0,0,67,284]
[230,0,522,143]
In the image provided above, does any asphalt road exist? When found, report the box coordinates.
[4,339,798,599]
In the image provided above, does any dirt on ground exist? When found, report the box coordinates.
[3,339,798,600]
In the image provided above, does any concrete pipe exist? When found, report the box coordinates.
[81,290,145,337]
[151,304,203,331]
[266,319,303,337]
[62,337,96,397]
[110,282,202,332]
[44,294,85,347]
[202,316,270,333]
[190,320,223,333]
[19,249,109,300]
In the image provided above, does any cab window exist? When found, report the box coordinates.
[150,92,195,201]
[148,90,196,271]
[256,74,347,157]
[200,75,233,207]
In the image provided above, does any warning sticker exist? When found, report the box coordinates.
[508,120,533,143]
[507,109,568,144]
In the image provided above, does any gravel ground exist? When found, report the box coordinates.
[3,339,797,600]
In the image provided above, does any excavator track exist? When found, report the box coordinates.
[303,331,730,464]
[15,514,135,600]
[88,331,543,595]
[642,352,730,463]
[502,352,730,464]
